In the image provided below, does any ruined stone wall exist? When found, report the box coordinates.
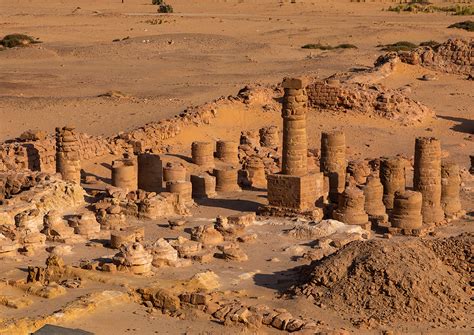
[118,103,219,153]
[0,134,124,173]
[0,96,226,173]
[306,80,433,124]
[396,39,473,76]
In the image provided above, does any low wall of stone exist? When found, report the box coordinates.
[306,80,433,124]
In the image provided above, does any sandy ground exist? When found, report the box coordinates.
[1,0,473,334]
[0,0,472,141]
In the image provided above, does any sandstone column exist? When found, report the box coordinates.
[390,190,423,229]
[380,157,406,210]
[192,141,215,168]
[333,185,370,229]
[281,78,308,176]
[259,126,280,148]
[214,166,241,192]
[320,131,346,202]
[441,161,462,217]
[265,77,322,214]
[163,162,186,183]
[112,158,138,191]
[363,175,387,222]
[56,126,81,183]
[216,140,239,165]
[190,173,217,199]
[413,137,444,224]
[138,153,162,193]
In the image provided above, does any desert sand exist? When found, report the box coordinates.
[0,0,473,334]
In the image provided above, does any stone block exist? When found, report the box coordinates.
[267,173,318,210]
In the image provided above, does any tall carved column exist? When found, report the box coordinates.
[281,79,308,176]
[263,78,324,218]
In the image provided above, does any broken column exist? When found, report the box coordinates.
[441,161,462,218]
[56,126,81,183]
[214,166,241,192]
[265,78,323,214]
[190,173,217,199]
[192,141,215,168]
[163,162,187,183]
[390,190,423,230]
[41,210,74,242]
[320,131,346,202]
[380,157,406,210]
[71,212,101,238]
[413,137,444,224]
[242,156,267,189]
[347,160,371,186]
[112,158,138,191]
[216,140,239,165]
[138,153,162,193]
[363,175,388,223]
[113,242,153,275]
[166,180,194,206]
[333,186,370,229]
[259,126,280,148]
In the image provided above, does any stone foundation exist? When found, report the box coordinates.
[266,173,322,211]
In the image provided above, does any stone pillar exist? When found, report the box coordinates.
[56,126,81,183]
[163,162,186,183]
[441,161,462,217]
[281,78,308,176]
[216,140,239,165]
[320,131,346,202]
[138,153,162,193]
[333,186,370,229]
[380,157,406,210]
[242,156,267,189]
[264,78,322,215]
[166,180,193,206]
[259,126,279,148]
[347,160,371,185]
[363,175,387,222]
[390,191,423,229]
[214,166,241,192]
[192,141,215,168]
[413,137,444,224]
[112,158,137,191]
[190,174,217,199]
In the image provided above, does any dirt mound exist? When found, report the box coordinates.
[292,234,473,328]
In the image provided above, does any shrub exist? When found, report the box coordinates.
[301,43,357,50]
[379,41,418,52]
[448,20,474,32]
[158,4,173,13]
[152,0,173,13]
[0,34,41,48]
[387,3,473,15]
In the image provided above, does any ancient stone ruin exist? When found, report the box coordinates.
[380,38,473,76]
[55,126,81,184]
[262,77,324,218]
[0,69,470,334]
